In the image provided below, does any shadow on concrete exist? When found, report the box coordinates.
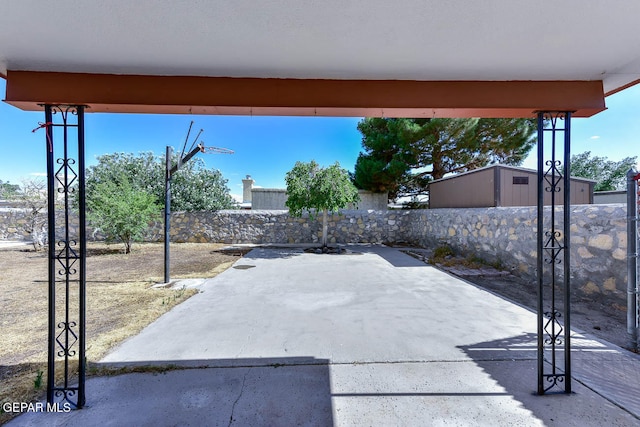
[458,333,640,425]
[356,246,431,268]
[9,357,333,427]
[242,247,305,260]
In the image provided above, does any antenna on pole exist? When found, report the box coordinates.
[164,123,234,284]
[179,121,194,158]
[198,144,234,155]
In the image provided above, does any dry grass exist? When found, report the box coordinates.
[0,242,240,424]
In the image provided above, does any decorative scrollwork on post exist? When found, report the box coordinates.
[44,104,86,408]
[537,111,572,394]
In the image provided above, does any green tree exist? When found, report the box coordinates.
[84,152,162,216]
[85,151,235,212]
[85,151,235,252]
[168,157,236,211]
[0,180,20,200]
[352,118,537,200]
[86,175,160,253]
[285,160,360,248]
[570,151,638,191]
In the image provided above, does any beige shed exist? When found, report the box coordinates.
[428,165,595,208]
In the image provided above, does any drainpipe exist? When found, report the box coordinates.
[627,168,638,351]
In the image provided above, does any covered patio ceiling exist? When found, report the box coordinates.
[1,1,639,117]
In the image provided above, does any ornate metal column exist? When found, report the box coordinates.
[628,169,640,351]
[537,111,572,394]
[44,105,86,408]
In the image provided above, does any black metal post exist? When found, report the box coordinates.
[164,146,172,284]
[536,112,544,395]
[164,141,205,284]
[628,168,639,351]
[536,111,572,394]
[44,105,86,408]
[563,112,572,394]
[76,106,86,407]
[45,105,56,405]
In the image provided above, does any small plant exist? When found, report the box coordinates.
[161,286,188,306]
[432,245,454,259]
[463,255,485,269]
[490,258,504,271]
[33,370,43,390]
[428,245,457,266]
[174,285,186,299]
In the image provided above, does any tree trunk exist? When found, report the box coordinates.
[321,209,328,248]
[123,236,132,254]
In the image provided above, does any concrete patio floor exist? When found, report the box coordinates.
[8,245,640,426]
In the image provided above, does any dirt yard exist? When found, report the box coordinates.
[0,242,241,424]
[399,247,633,352]
[431,261,632,352]
[467,273,631,350]
[1,242,634,424]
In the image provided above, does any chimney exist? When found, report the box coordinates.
[242,175,254,203]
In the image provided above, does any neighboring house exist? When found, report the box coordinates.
[242,175,388,210]
[429,164,595,208]
[251,188,289,210]
[593,190,626,204]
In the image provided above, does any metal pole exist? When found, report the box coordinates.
[45,105,86,407]
[45,105,56,405]
[164,142,206,284]
[536,112,572,394]
[536,112,544,395]
[76,106,86,407]
[164,146,172,284]
[562,111,571,394]
[627,168,638,351]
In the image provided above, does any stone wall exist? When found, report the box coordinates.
[0,209,31,240]
[403,205,629,304]
[167,210,409,245]
[1,204,633,306]
[165,205,630,306]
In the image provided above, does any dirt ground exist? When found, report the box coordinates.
[0,241,635,423]
[434,261,633,352]
[0,242,240,424]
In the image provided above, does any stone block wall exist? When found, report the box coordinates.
[166,210,411,245]
[0,209,31,240]
[165,205,630,306]
[1,204,633,306]
[403,205,629,304]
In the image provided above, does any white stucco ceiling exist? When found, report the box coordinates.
[1,0,639,94]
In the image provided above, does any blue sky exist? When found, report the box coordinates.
[0,78,638,200]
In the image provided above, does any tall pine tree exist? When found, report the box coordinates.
[352,118,537,200]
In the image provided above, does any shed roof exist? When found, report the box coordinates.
[429,164,597,185]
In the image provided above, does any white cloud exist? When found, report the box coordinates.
[29,172,47,177]
[589,135,600,140]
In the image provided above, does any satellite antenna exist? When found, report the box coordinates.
[198,144,234,155]
[164,122,234,283]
